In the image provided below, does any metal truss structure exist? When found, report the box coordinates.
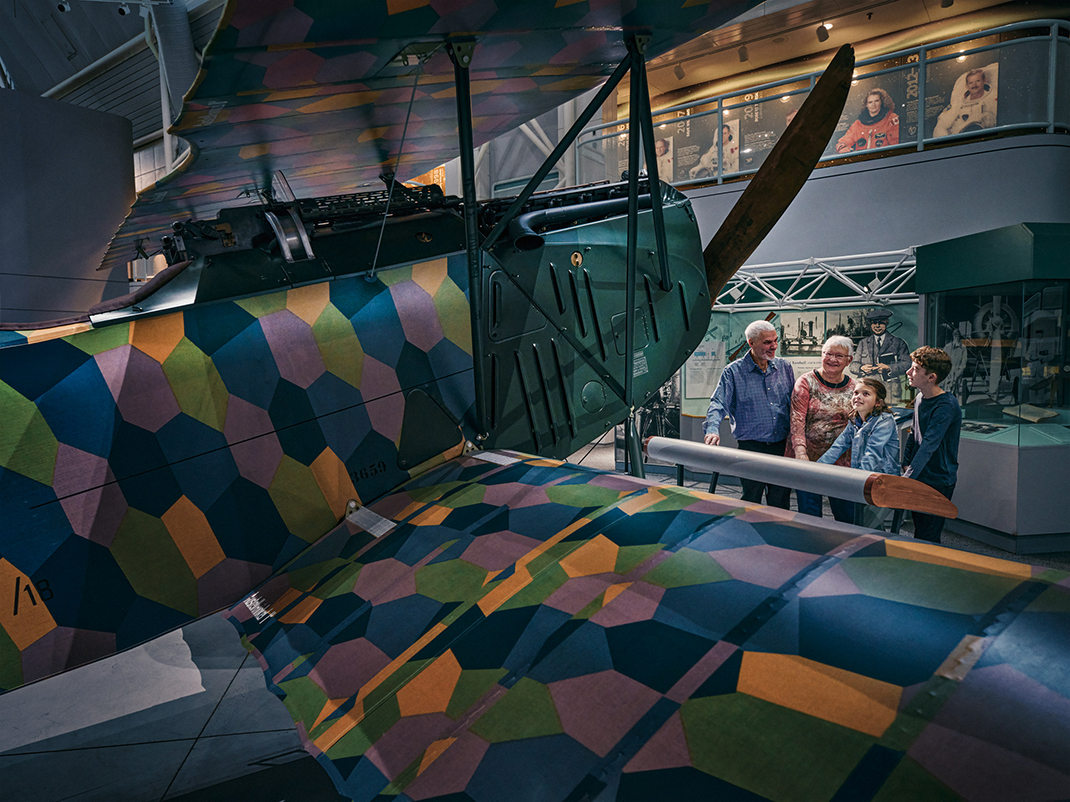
[714,248,917,311]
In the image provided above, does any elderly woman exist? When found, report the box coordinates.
[788,335,856,521]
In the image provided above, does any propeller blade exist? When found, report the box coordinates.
[705,44,855,300]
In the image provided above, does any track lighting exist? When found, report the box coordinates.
[117,3,131,15]
[816,23,831,43]
[673,64,685,81]
[57,1,71,10]
[738,45,749,63]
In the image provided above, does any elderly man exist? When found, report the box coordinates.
[703,320,795,508]
[851,308,912,404]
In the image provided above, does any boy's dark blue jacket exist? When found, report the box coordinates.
[906,392,961,487]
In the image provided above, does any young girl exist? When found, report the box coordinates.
[817,378,901,528]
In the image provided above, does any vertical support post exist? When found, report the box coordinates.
[624,36,645,479]
[634,42,672,292]
[717,103,725,185]
[916,50,927,151]
[159,57,174,173]
[448,40,488,439]
[890,508,905,534]
[1047,22,1058,134]
[560,97,577,188]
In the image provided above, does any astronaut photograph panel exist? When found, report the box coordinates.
[927,53,999,139]
[686,115,739,181]
[827,71,905,156]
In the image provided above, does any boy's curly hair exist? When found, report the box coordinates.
[910,346,952,384]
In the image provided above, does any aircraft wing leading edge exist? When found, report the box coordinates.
[102,0,761,271]
[225,451,1070,801]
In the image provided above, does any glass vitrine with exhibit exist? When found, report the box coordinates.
[917,224,1070,553]
[929,280,1068,429]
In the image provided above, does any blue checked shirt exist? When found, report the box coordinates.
[703,352,794,443]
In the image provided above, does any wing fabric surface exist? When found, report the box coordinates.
[103,0,758,271]
[225,452,1070,801]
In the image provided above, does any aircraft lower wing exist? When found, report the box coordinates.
[102,0,759,271]
[224,450,1070,801]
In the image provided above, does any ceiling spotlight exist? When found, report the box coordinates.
[738,45,749,63]
[816,23,831,42]
[941,0,954,7]
[117,3,131,15]
[57,1,71,10]
[673,64,685,81]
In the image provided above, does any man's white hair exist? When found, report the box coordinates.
[822,335,854,358]
[745,319,776,343]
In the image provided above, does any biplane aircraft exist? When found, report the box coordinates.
[2,1,1069,800]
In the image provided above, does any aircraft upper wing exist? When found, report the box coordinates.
[224,450,1070,801]
[101,0,758,272]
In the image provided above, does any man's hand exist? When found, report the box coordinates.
[704,433,720,446]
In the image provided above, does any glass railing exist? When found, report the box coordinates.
[576,19,1070,186]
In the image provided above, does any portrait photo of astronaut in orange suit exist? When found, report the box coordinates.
[836,88,900,153]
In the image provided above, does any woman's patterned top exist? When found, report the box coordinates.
[787,370,856,464]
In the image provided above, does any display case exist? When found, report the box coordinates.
[918,224,1070,552]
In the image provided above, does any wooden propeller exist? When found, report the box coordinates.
[704,44,855,301]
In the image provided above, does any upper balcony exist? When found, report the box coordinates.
[576,19,1070,187]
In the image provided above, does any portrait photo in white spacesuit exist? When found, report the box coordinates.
[933,62,998,137]
[689,119,739,179]
[652,136,674,181]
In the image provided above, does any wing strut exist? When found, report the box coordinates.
[463,38,672,473]
[479,55,633,252]
[447,40,489,440]
[632,37,673,294]
[623,35,648,479]
[703,44,855,298]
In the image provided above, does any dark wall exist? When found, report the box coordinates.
[0,89,134,324]
[685,134,1070,265]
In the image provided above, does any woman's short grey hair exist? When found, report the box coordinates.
[744,319,776,343]
[822,335,854,358]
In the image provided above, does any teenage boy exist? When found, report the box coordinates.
[903,346,961,543]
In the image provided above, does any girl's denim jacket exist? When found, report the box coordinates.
[817,411,901,475]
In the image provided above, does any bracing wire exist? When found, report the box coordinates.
[368,54,429,280]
